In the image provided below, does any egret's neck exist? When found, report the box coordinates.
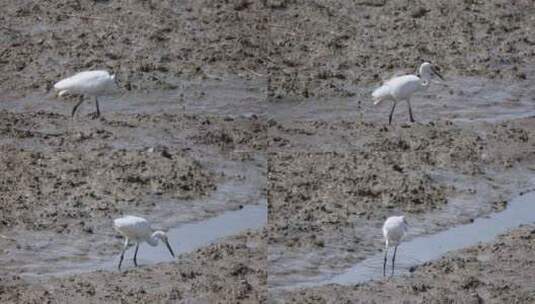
[147,233,159,247]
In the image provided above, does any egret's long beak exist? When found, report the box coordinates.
[165,239,175,258]
[431,67,444,80]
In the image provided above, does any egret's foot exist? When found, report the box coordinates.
[88,112,101,120]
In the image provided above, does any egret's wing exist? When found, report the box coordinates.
[54,70,111,91]
[382,69,411,84]
[114,216,152,239]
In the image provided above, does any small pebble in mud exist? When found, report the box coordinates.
[267,119,278,127]
[410,7,429,18]
[314,240,325,247]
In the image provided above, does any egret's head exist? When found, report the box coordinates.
[152,230,175,258]
[401,216,409,226]
[419,62,444,81]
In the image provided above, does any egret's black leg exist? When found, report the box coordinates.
[133,243,139,267]
[383,245,388,277]
[72,96,84,118]
[118,238,128,270]
[407,99,415,123]
[388,101,397,125]
[391,245,398,277]
[95,96,100,118]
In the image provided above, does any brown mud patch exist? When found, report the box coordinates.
[1,0,269,94]
[269,0,535,98]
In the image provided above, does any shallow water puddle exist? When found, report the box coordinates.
[282,190,535,289]
[17,204,266,280]
[118,204,267,266]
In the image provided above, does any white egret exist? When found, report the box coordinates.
[54,70,119,119]
[372,62,443,125]
[382,215,408,277]
[113,215,175,270]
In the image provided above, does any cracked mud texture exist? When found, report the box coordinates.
[0,231,267,304]
[277,225,535,304]
[268,0,535,98]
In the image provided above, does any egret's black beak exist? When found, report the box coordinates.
[431,66,444,80]
[165,239,175,258]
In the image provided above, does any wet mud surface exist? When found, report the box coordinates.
[265,0,535,299]
[276,225,535,304]
[1,231,267,304]
[267,146,535,292]
[0,96,268,302]
[267,76,535,299]
[1,0,269,94]
[1,1,270,302]
[1,0,535,303]
[268,0,535,98]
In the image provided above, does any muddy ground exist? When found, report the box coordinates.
[0,0,269,95]
[0,105,267,303]
[265,0,535,301]
[1,0,535,303]
[268,0,535,98]
[1,231,267,304]
[267,118,535,292]
[2,0,271,302]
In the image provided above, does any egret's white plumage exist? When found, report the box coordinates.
[372,62,443,125]
[382,215,408,277]
[54,70,118,118]
[114,215,175,270]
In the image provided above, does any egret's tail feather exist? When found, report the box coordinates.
[372,85,390,105]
